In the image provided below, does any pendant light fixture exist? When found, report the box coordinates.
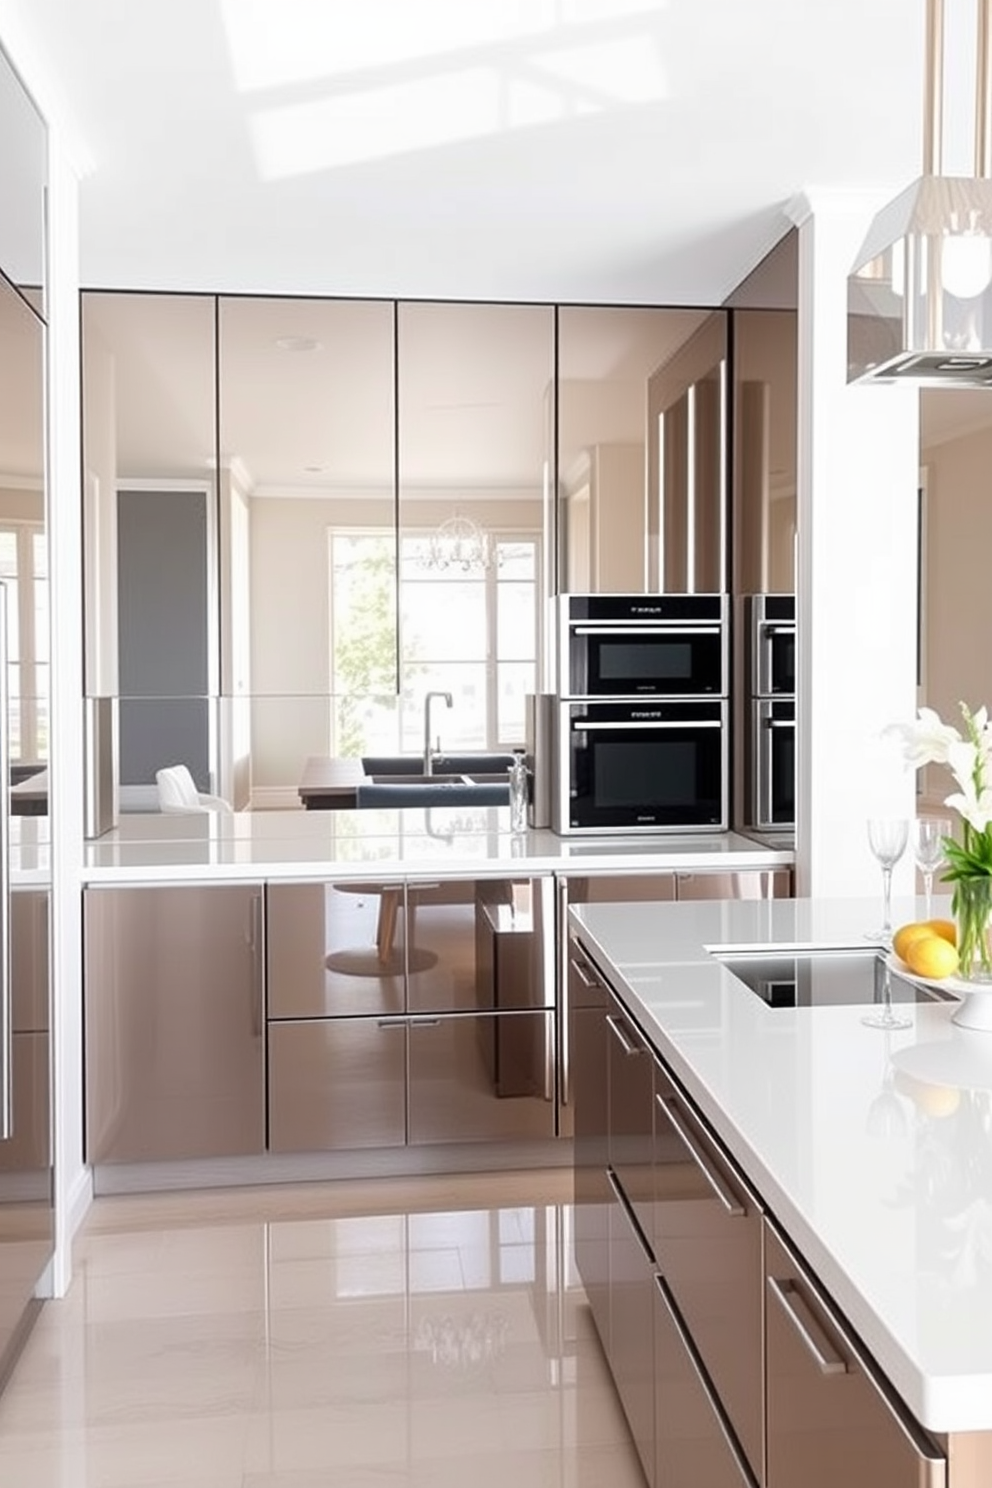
[848,0,992,386]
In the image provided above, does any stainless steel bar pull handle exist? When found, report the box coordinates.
[763,719,795,730]
[0,585,11,1139]
[767,1276,848,1376]
[569,954,601,989]
[657,1094,745,1217]
[572,624,718,637]
[606,1014,641,1057]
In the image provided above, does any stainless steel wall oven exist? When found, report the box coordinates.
[747,595,796,831]
[555,698,729,833]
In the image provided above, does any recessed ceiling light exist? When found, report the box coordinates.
[274,335,322,353]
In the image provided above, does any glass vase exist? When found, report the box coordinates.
[954,875,992,983]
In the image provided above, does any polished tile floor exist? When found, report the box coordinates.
[0,1171,645,1486]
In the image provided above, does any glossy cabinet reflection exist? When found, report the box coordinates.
[0,890,52,1384]
[267,876,554,1153]
[84,885,266,1164]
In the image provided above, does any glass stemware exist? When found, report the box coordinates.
[912,816,952,922]
[862,956,912,1031]
[865,817,909,946]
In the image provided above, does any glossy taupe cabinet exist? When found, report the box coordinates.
[84,885,266,1163]
[764,1223,945,1488]
[266,877,555,1153]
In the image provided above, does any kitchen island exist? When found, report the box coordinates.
[568,892,992,1479]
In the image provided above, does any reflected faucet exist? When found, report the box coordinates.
[423,691,453,775]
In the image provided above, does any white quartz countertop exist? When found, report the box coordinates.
[568,892,992,1433]
[81,807,794,883]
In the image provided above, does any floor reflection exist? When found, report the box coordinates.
[0,1172,645,1487]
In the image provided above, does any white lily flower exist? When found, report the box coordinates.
[945,787,992,833]
[883,706,960,768]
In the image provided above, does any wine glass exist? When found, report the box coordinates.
[865,817,909,946]
[911,816,952,922]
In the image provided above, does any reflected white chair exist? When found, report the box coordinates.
[155,765,232,815]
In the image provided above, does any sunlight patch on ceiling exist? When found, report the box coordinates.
[245,37,668,180]
[220,0,668,92]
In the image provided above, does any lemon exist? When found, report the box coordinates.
[892,922,933,961]
[924,918,956,946]
[904,933,960,980]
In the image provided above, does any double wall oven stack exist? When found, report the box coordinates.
[552,594,730,835]
[746,594,796,831]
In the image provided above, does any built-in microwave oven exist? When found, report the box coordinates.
[749,697,795,830]
[559,593,728,699]
[553,698,728,834]
[749,594,795,698]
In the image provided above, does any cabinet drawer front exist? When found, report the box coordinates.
[764,1224,945,1488]
[268,1020,406,1152]
[608,1180,656,1485]
[406,879,550,1016]
[654,1274,756,1488]
[608,1006,655,1247]
[267,882,407,1019]
[406,1014,554,1145]
[654,1072,763,1481]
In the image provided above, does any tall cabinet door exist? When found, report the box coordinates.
[764,1223,945,1488]
[84,885,266,1163]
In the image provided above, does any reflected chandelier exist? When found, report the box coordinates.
[421,513,496,573]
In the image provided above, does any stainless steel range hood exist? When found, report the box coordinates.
[848,0,992,387]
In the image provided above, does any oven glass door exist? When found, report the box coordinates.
[755,700,794,828]
[757,625,796,697]
[565,703,727,831]
[568,626,725,697]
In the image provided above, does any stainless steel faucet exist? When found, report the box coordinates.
[423,691,453,775]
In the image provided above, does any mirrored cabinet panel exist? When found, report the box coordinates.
[557,306,714,595]
[78,293,746,829]
[732,308,798,597]
[0,45,46,312]
[81,292,216,812]
[396,301,553,755]
[0,275,47,789]
[219,296,396,806]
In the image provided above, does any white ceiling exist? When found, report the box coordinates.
[6,0,931,304]
[5,0,992,466]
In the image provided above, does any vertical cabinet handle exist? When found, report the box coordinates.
[767,1276,848,1376]
[656,1093,745,1217]
[248,891,263,1037]
[0,585,11,1138]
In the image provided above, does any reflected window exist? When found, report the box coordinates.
[329,531,538,754]
[0,522,47,762]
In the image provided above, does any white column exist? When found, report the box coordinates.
[790,190,920,900]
